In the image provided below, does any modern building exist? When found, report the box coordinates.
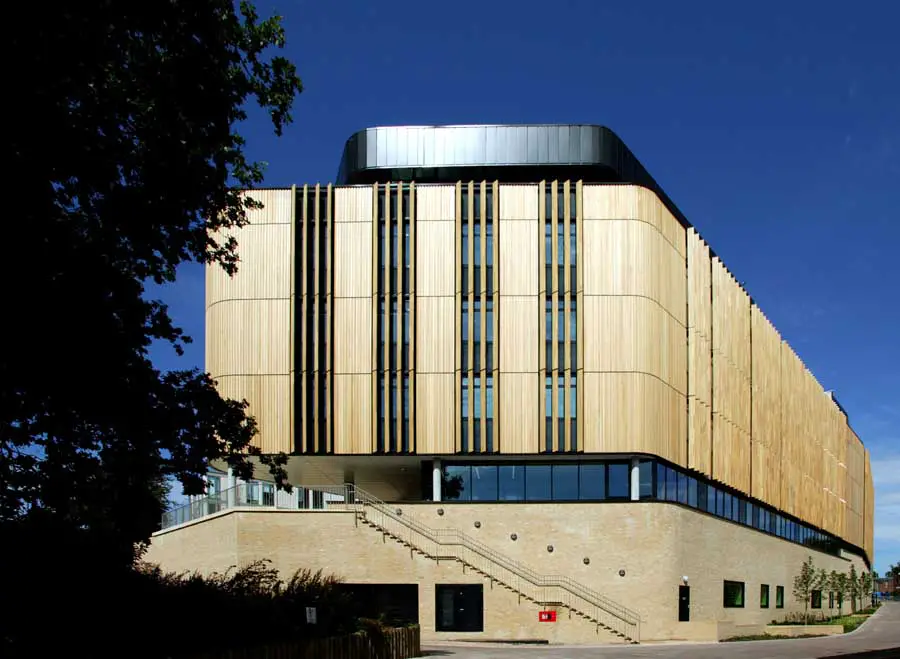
[148,125,875,644]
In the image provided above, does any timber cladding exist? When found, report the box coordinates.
[206,183,873,557]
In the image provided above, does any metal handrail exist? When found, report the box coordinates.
[348,484,641,642]
[159,481,640,641]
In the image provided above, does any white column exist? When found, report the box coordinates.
[433,459,442,502]
[630,456,640,501]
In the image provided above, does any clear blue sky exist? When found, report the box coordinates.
[149,0,899,574]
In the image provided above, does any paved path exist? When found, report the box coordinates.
[418,601,900,658]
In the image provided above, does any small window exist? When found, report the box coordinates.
[724,581,745,608]
[579,464,605,500]
[776,585,784,608]
[760,584,770,609]
[829,591,835,609]
[638,461,654,498]
[811,590,822,609]
[607,463,630,499]
[525,464,552,501]
[436,584,483,632]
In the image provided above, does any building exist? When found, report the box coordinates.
[148,125,875,644]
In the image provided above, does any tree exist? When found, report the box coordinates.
[860,571,873,610]
[829,570,847,616]
[793,556,817,622]
[2,1,302,565]
[848,564,860,612]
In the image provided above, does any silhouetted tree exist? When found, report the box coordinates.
[1,0,302,566]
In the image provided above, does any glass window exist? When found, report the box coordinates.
[498,465,523,501]
[552,464,579,500]
[656,463,666,500]
[206,475,221,496]
[811,590,822,609]
[724,581,745,608]
[760,584,770,608]
[544,223,552,264]
[665,466,677,502]
[776,585,784,608]
[579,464,605,500]
[525,465,552,501]
[687,477,698,508]
[638,461,654,499]
[608,463,629,499]
[677,471,688,504]
[697,481,708,511]
[443,466,470,501]
[470,466,497,501]
[473,225,481,266]
[706,486,717,514]
[723,493,733,520]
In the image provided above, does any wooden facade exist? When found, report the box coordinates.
[206,183,874,558]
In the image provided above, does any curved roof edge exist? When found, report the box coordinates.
[336,124,688,227]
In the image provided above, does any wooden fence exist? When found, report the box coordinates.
[188,626,420,659]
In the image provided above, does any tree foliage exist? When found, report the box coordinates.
[848,564,860,612]
[2,536,358,658]
[829,570,848,615]
[793,556,816,621]
[1,1,302,563]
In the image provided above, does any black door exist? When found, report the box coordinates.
[435,584,484,632]
[678,585,690,622]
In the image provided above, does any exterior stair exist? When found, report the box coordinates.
[347,485,641,643]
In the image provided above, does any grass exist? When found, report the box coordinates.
[831,615,868,633]
[722,633,826,642]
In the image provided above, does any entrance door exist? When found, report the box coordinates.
[678,585,690,622]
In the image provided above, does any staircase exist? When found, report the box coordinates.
[344,485,641,643]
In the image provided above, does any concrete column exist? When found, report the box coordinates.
[433,459,442,502]
[630,456,640,501]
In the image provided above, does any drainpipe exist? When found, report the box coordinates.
[630,456,641,501]
[433,459,442,502]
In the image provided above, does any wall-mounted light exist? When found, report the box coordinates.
[395,508,402,515]
[510,533,518,541]
[547,545,554,553]
[682,576,689,585]
[437,508,444,516]
[583,558,590,565]
[619,569,626,577]
[474,520,481,528]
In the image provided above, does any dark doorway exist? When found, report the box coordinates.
[678,585,691,622]
[337,584,419,626]
[435,584,484,632]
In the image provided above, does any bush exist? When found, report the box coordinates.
[0,522,359,659]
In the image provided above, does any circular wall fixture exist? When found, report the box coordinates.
[474,521,481,528]
[437,508,444,516]
[619,569,626,577]
[395,508,402,515]
[510,533,518,541]
[583,557,590,565]
[547,545,554,553]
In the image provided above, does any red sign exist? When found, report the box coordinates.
[538,611,557,622]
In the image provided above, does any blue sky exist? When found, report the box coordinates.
[149,0,898,573]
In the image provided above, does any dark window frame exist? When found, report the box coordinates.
[811,590,822,609]
[760,584,770,609]
[724,581,745,608]
[776,585,784,609]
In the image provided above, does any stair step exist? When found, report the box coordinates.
[355,500,639,643]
